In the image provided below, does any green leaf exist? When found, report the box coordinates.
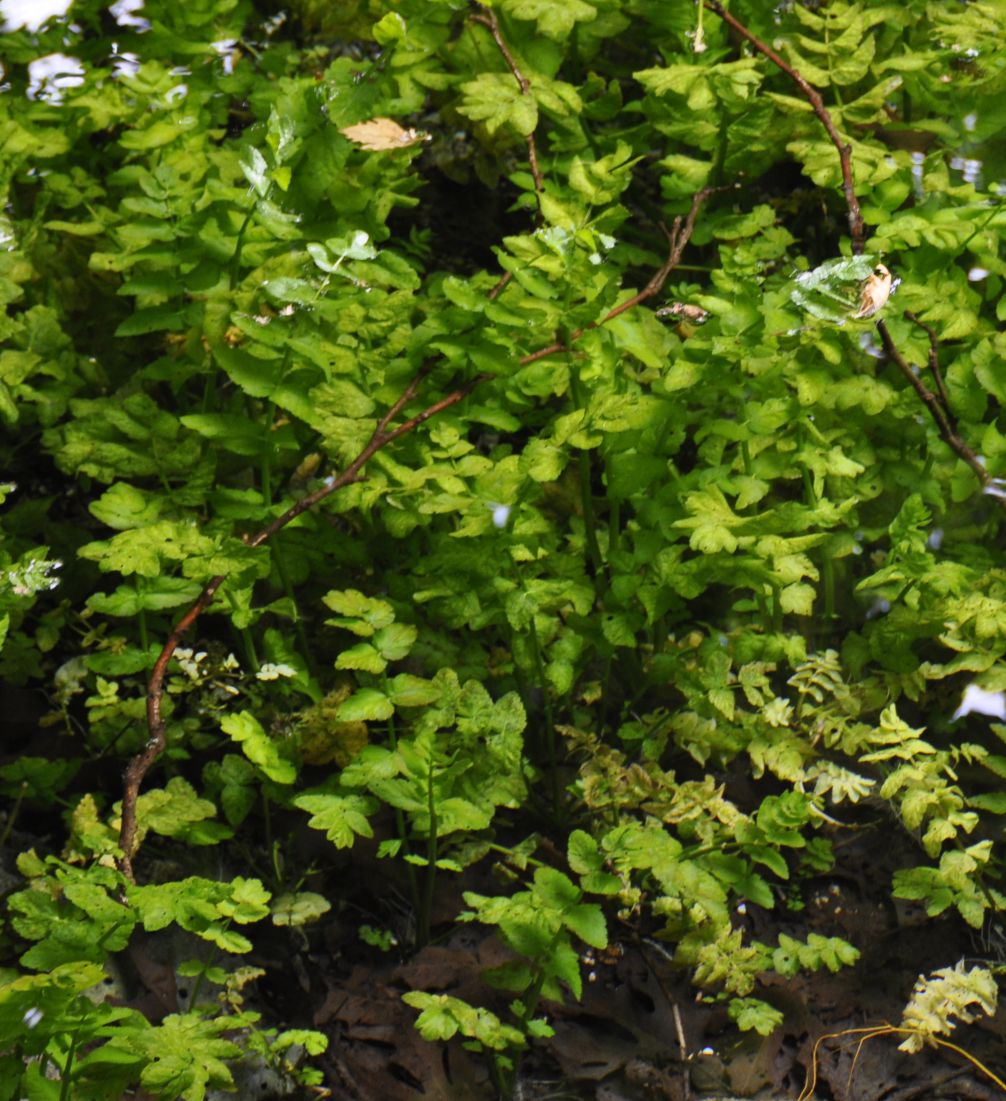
[323,589,396,637]
[336,688,395,722]
[386,673,442,707]
[220,712,297,785]
[501,0,597,38]
[459,74,538,136]
[294,791,375,848]
[729,997,784,1036]
[336,641,387,674]
[271,891,332,926]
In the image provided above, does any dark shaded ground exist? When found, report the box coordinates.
[250,825,1006,1100]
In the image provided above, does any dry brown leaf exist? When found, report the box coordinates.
[340,117,429,151]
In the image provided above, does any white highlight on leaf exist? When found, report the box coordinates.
[27,53,85,102]
[110,0,148,29]
[950,155,982,185]
[491,504,511,528]
[1,0,70,31]
[953,684,1006,721]
[911,151,926,200]
[7,556,62,596]
[211,40,239,75]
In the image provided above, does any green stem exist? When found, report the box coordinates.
[418,761,438,947]
[272,535,316,677]
[607,497,621,560]
[486,841,548,870]
[527,616,558,815]
[58,1033,78,1101]
[188,944,221,1008]
[822,553,836,625]
[138,606,149,653]
[229,207,255,285]
[568,370,604,581]
[383,688,420,918]
[261,788,273,861]
[0,782,27,853]
[239,622,259,671]
[520,951,552,1027]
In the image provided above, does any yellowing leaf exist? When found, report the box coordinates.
[340,117,429,151]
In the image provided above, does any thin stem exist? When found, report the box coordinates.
[271,536,316,678]
[904,309,952,413]
[58,1034,78,1101]
[383,680,420,917]
[527,616,558,815]
[470,5,545,205]
[418,761,438,947]
[568,368,604,580]
[520,191,714,367]
[704,1,864,253]
[0,782,27,854]
[876,318,1001,508]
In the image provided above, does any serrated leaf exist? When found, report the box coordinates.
[336,688,394,722]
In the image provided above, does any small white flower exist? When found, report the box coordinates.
[256,663,297,681]
[491,504,511,528]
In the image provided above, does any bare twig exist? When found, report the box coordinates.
[704,0,865,254]
[470,4,545,204]
[488,270,513,300]
[904,309,952,414]
[519,189,712,366]
[875,319,1003,509]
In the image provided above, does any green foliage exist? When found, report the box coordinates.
[2,0,1006,1091]
[402,991,526,1052]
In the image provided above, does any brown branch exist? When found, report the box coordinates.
[704,1,864,254]
[698,4,1002,514]
[517,188,712,366]
[875,318,1003,509]
[116,370,485,881]
[117,188,712,882]
[488,270,513,300]
[470,5,545,203]
[904,309,952,414]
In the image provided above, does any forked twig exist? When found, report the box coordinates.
[871,319,994,504]
[704,0,865,254]
[904,309,952,413]
[117,192,712,882]
[117,369,485,881]
[520,188,712,366]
